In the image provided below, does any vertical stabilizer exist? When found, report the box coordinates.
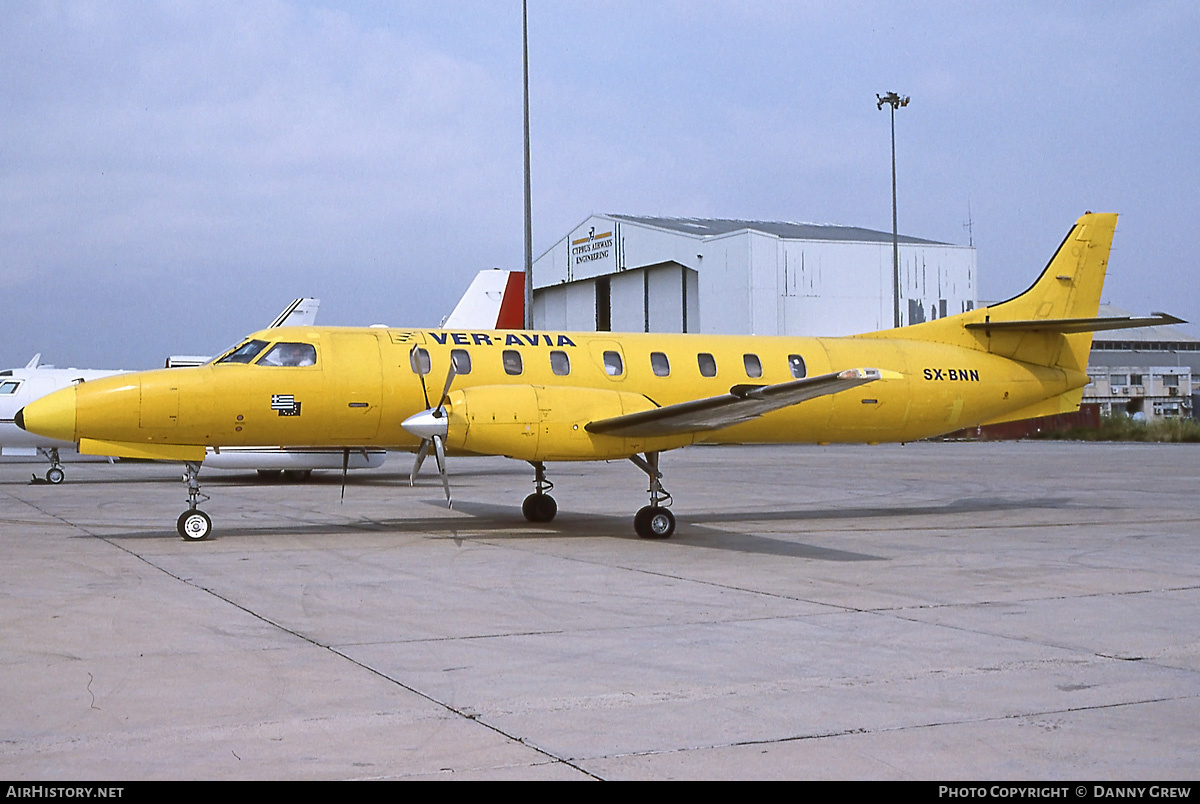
[885,212,1118,371]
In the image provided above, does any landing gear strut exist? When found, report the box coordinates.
[630,451,675,539]
[36,447,65,484]
[522,461,557,522]
[176,461,212,541]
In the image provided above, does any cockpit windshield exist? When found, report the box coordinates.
[0,380,21,395]
[257,342,317,367]
[216,339,269,364]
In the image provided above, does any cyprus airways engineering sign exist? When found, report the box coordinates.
[567,221,618,279]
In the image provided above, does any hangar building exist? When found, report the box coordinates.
[531,214,977,337]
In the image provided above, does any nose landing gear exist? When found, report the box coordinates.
[33,447,65,484]
[176,462,212,541]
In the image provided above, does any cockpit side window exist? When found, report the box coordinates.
[0,380,21,395]
[257,342,317,367]
[216,339,269,364]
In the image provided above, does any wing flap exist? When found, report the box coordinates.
[585,368,893,437]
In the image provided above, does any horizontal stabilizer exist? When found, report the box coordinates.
[586,368,895,437]
[964,312,1185,334]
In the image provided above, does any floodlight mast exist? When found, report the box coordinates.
[522,1,534,329]
[877,91,909,329]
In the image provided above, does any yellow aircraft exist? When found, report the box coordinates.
[16,212,1183,541]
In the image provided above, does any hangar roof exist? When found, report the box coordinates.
[609,214,950,245]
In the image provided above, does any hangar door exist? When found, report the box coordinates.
[598,262,698,333]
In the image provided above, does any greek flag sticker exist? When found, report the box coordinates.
[271,394,301,416]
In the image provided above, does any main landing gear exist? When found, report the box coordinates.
[176,461,212,541]
[629,452,675,539]
[522,461,558,522]
[519,454,676,538]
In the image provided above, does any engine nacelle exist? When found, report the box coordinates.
[443,385,694,462]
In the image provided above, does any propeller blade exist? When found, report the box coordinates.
[433,434,452,508]
[340,448,349,502]
[410,439,431,486]
[434,357,459,414]
[410,344,431,409]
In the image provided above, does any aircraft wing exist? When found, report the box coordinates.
[585,367,894,437]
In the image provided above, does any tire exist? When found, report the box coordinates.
[634,506,675,539]
[177,510,213,541]
[522,493,557,522]
[46,467,65,485]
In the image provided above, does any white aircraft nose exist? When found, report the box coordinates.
[401,408,448,441]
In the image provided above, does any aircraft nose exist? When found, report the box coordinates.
[17,385,78,443]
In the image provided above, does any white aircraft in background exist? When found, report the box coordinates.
[1,354,127,482]
[0,298,389,483]
[441,268,525,330]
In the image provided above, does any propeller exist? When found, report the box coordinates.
[339,448,349,502]
[403,346,458,508]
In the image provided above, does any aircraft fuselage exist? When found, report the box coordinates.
[27,326,1082,463]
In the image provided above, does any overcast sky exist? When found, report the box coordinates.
[3,1,1197,368]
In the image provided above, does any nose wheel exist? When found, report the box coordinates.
[177,509,212,541]
[35,448,65,484]
[177,462,213,541]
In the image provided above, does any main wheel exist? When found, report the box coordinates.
[634,506,675,539]
[177,510,213,541]
[46,466,65,485]
[522,493,558,522]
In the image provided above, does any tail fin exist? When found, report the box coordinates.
[888,212,1118,371]
[442,270,525,330]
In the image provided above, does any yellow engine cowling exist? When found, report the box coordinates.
[442,385,694,461]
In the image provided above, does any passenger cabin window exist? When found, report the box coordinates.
[0,381,21,395]
[258,342,317,367]
[450,349,471,375]
[698,353,717,377]
[550,350,570,376]
[603,350,624,376]
[503,349,523,375]
[217,339,269,364]
[788,354,807,379]
[410,346,431,375]
[651,352,670,377]
[743,354,763,378]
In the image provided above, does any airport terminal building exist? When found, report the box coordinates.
[531,215,977,337]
